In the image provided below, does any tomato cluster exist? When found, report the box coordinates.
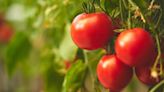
[71,12,163,91]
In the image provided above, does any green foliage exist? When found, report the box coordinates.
[45,64,64,92]
[62,60,86,92]
[59,23,78,61]
[6,32,31,76]
[0,0,163,92]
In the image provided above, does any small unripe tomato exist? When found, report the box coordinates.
[71,12,114,50]
[97,55,133,91]
[115,28,156,67]
[135,63,163,86]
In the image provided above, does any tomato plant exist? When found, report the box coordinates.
[0,0,163,92]
[97,55,133,91]
[71,12,114,50]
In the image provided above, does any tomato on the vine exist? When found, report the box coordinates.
[71,12,114,50]
[0,22,13,43]
[115,28,156,67]
[97,55,133,91]
[135,63,164,86]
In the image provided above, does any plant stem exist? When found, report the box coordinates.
[128,4,131,29]
[149,0,155,10]
[155,8,163,29]
[122,0,128,9]
[99,5,108,15]
[83,50,95,91]
[152,33,161,75]
[128,0,138,8]
[119,0,124,23]
[149,80,164,92]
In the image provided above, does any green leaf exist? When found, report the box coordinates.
[6,32,31,76]
[104,0,119,14]
[62,60,87,92]
[59,23,78,61]
[89,2,95,13]
[104,0,110,13]
[86,50,105,76]
[43,26,64,48]
[132,0,148,10]
[94,0,100,6]
[111,8,120,18]
[82,2,88,13]
[114,29,125,33]
[82,1,96,13]
[44,64,64,92]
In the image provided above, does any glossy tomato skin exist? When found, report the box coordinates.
[135,63,163,86]
[115,28,156,67]
[71,12,114,50]
[97,55,133,91]
[0,22,13,43]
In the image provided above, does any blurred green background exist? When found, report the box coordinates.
[0,0,163,92]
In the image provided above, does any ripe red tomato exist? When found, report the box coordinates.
[0,22,13,43]
[71,12,114,50]
[135,63,163,86]
[115,28,156,67]
[97,55,133,91]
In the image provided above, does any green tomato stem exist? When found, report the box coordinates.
[152,34,161,76]
[149,80,164,92]
[83,50,95,91]
[128,4,131,29]
[119,0,124,24]
[122,0,128,9]
[155,8,163,29]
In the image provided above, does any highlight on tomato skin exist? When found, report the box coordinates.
[115,28,156,67]
[97,54,133,92]
[71,12,114,50]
